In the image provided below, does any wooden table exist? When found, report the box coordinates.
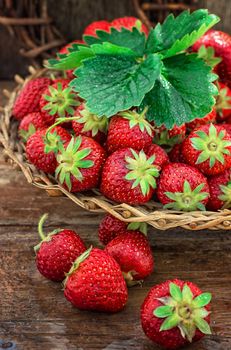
[0,82,231,350]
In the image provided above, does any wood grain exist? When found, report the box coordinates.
[0,82,231,349]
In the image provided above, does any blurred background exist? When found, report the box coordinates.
[0,0,230,79]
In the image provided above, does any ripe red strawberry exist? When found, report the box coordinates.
[110,17,149,36]
[56,136,106,192]
[157,163,210,211]
[207,169,231,211]
[144,143,169,169]
[141,279,212,349]
[105,230,154,285]
[18,112,48,142]
[153,124,186,150]
[64,247,128,312]
[100,148,160,205]
[13,77,51,120]
[83,20,111,37]
[35,214,86,281]
[26,126,71,173]
[106,109,153,153]
[72,103,108,144]
[168,144,185,163]
[192,30,231,88]
[40,80,79,125]
[186,108,216,131]
[182,124,231,176]
[98,214,147,245]
[216,82,231,121]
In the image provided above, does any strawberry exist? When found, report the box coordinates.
[105,230,154,285]
[98,214,147,245]
[182,123,231,176]
[141,279,212,349]
[157,163,210,211]
[26,126,71,173]
[110,17,149,36]
[192,30,231,88]
[168,144,185,163]
[72,103,108,144]
[207,169,231,211]
[35,214,86,281]
[18,112,48,142]
[216,82,231,121]
[40,80,79,125]
[144,143,169,169]
[56,136,106,192]
[106,109,153,153]
[83,20,111,37]
[221,123,231,136]
[100,148,160,205]
[186,108,216,131]
[153,124,186,150]
[13,77,51,120]
[64,247,128,313]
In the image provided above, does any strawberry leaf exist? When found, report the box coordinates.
[70,53,162,117]
[146,9,219,58]
[84,27,146,57]
[139,53,218,128]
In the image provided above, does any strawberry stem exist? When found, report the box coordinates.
[38,213,48,241]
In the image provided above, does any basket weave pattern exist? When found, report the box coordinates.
[1,68,231,231]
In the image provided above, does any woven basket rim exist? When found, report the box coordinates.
[1,67,231,231]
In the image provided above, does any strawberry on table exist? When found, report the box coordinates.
[207,169,231,211]
[216,82,231,121]
[144,143,169,169]
[157,163,210,211]
[141,279,212,349]
[83,20,111,37]
[105,230,154,285]
[106,109,153,154]
[40,80,79,125]
[192,29,231,88]
[18,112,48,143]
[100,148,160,205]
[64,247,128,313]
[72,103,108,144]
[98,214,147,245]
[26,126,71,174]
[182,123,231,176]
[35,214,86,282]
[110,16,149,36]
[56,136,106,192]
[186,108,216,131]
[13,77,51,120]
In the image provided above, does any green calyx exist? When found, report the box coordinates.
[164,181,209,211]
[153,129,183,149]
[191,123,231,168]
[19,123,36,143]
[63,246,92,288]
[154,282,212,342]
[56,136,94,191]
[42,82,79,117]
[125,149,160,196]
[119,108,153,136]
[216,85,231,117]
[219,180,231,209]
[127,222,148,235]
[43,131,63,154]
[197,45,222,68]
[77,106,108,136]
[34,213,61,252]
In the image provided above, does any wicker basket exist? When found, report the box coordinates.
[1,67,231,231]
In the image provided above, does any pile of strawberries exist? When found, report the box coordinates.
[35,212,212,349]
[12,16,231,213]
[9,16,231,348]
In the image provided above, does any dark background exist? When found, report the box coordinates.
[0,0,230,79]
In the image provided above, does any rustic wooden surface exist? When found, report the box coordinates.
[0,82,231,350]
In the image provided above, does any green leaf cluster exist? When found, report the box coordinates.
[47,9,220,128]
